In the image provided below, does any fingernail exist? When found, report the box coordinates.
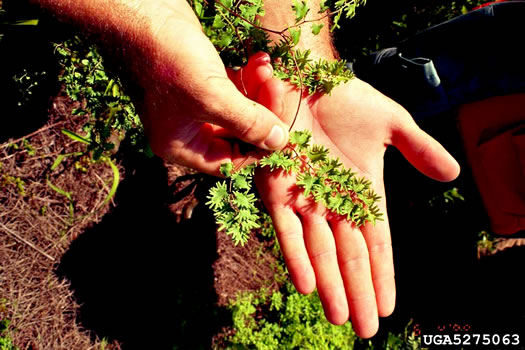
[255,52,271,64]
[264,125,287,150]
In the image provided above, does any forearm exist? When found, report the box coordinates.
[260,0,338,60]
[28,0,199,87]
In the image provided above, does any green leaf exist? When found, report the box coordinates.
[207,181,229,210]
[61,129,91,144]
[289,130,311,150]
[46,179,72,200]
[220,162,234,177]
[319,0,329,13]
[311,23,324,35]
[307,145,329,163]
[101,157,120,207]
[50,154,66,171]
[231,173,251,191]
[233,191,257,209]
[327,192,344,211]
[260,151,296,172]
[296,172,318,197]
[345,3,356,18]
[221,0,233,9]
[292,0,309,22]
[193,1,204,17]
[10,19,39,26]
[289,27,301,46]
[212,15,225,29]
[218,32,233,48]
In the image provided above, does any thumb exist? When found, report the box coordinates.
[205,79,289,151]
[391,116,460,182]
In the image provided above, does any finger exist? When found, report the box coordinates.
[209,124,234,138]
[302,211,349,325]
[203,78,289,151]
[226,52,273,99]
[330,217,379,338]
[257,77,286,121]
[243,52,273,99]
[391,115,460,182]
[160,122,239,176]
[360,182,396,318]
[268,204,316,295]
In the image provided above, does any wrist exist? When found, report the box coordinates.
[260,0,338,60]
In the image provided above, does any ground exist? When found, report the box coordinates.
[2,0,525,349]
[0,83,283,348]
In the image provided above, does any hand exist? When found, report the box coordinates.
[252,72,460,337]
[120,0,289,175]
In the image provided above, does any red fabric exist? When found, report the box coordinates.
[472,0,511,11]
[458,93,525,235]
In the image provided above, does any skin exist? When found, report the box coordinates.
[230,51,459,337]
[255,76,460,338]
[31,0,461,338]
[250,0,459,337]
[31,0,290,175]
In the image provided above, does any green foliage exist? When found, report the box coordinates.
[476,230,497,253]
[218,223,419,350]
[208,131,382,245]
[292,0,309,23]
[192,0,362,95]
[427,187,465,215]
[54,36,148,160]
[223,283,358,349]
[363,320,421,350]
[272,48,354,95]
[0,163,26,197]
[289,130,382,225]
[207,164,260,245]
[0,319,18,350]
[198,1,381,245]
[193,0,269,67]
[11,69,47,107]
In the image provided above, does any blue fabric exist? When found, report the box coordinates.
[352,2,525,121]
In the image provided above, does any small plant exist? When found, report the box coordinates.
[195,0,361,95]
[208,130,382,245]
[12,69,47,108]
[50,36,148,209]
[54,36,148,160]
[0,163,26,197]
[476,230,497,256]
[221,282,358,349]
[199,0,383,245]
[0,319,18,350]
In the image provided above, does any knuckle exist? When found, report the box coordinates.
[369,242,392,255]
[277,228,303,242]
[310,249,337,263]
[339,255,369,273]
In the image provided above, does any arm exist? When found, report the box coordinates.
[29,0,290,175]
[261,0,338,60]
[253,0,460,338]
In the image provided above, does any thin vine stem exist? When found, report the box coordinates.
[209,0,307,173]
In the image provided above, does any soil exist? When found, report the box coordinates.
[4,88,523,350]
[0,85,279,349]
[2,1,524,348]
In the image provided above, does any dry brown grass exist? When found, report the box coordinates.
[0,92,121,349]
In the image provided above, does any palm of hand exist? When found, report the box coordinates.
[253,76,460,338]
